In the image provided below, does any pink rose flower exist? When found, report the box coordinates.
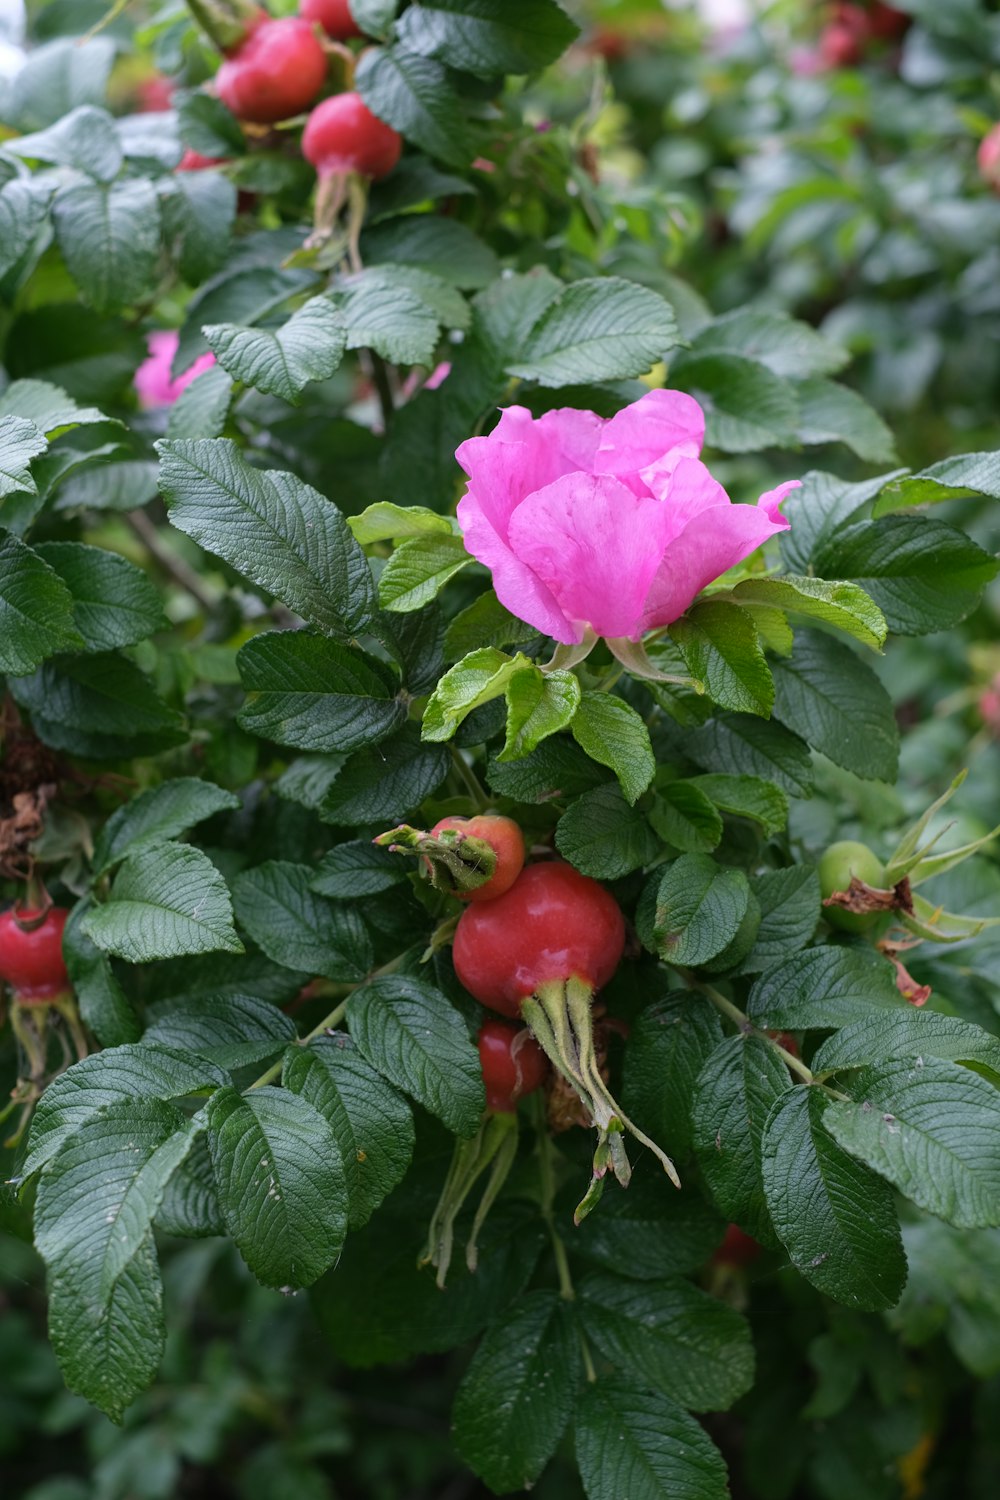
[134,330,216,409]
[455,389,798,646]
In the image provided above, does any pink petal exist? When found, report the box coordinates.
[641,502,790,630]
[455,404,602,540]
[756,479,800,522]
[594,389,706,482]
[134,330,215,409]
[507,472,675,641]
[644,456,731,542]
[457,491,579,644]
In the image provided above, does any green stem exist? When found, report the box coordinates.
[689,975,816,1086]
[534,1101,598,1381]
[449,745,490,812]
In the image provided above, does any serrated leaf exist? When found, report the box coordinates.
[873,450,1000,514]
[236,630,405,754]
[571,691,655,804]
[162,169,237,284]
[747,946,905,1030]
[689,308,848,379]
[771,629,899,782]
[21,1043,225,1180]
[507,278,678,387]
[813,1011,1000,1081]
[622,990,724,1164]
[208,1085,348,1288]
[347,975,485,1135]
[741,866,820,973]
[154,1131,225,1239]
[500,665,580,761]
[4,36,115,132]
[355,44,473,168]
[422,647,526,741]
[0,528,83,672]
[33,541,166,653]
[686,712,813,796]
[555,781,662,880]
[670,600,774,716]
[362,214,498,289]
[176,263,317,373]
[156,438,375,637]
[443,590,539,660]
[92,778,238,876]
[486,734,610,803]
[283,1034,414,1228]
[334,269,448,366]
[578,1272,754,1411]
[795,377,897,464]
[569,1168,721,1279]
[780,468,903,574]
[348,501,455,545]
[143,993,296,1072]
[310,840,406,898]
[232,861,372,981]
[321,723,448,824]
[378,533,472,613]
[176,89,247,157]
[397,0,578,76]
[812,516,999,636]
[453,1292,580,1493]
[8,652,186,758]
[648,783,723,854]
[0,414,47,499]
[204,298,346,403]
[687,772,788,837]
[82,844,243,962]
[826,1058,1000,1229]
[52,178,161,315]
[35,1101,198,1422]
[9,104,122,181]
[762,1087,906,1310]
[692,1033,792,1245]
[62,899,140,1049]
[730,574,887,651]
[2,378,111,436]
[575,1378,729,1500]
[165,363,234,441]
[673,352,799,452]
[640,854,751,966]
[0,177,52,280]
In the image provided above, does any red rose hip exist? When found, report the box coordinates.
[477,1020,548,1113]
[0,906,70,1002]
[302,92,402,179]
[216,17,327,125]
[429,814,525,903]
[300,0,363,39]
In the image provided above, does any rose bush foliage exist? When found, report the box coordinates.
[2,3,1000,1499]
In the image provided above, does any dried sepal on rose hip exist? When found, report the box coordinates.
[421,1020,548,1287]
[373,814,525,901]
[452,862,679,1220]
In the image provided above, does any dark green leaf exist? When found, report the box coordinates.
[648,783,723,854]
[0,528,82,672]
[670,600,774,716]
[52,178,161,315]
[508,278,678,387]
[794,377,897,464]
[639,854,751,966]
[0,178,52,280]
[2,36,115,131]
[154,1132,225,1239]
[747,946,905,1030]
[82,844,243,962]
[687,772,789,838]
[689,308,848,379]
[622,990,724,1163]
[321,723,449,824]
[575,1378,729,1500]
[741,867,821,973]
[8,652,186,758]
[762,1088,906,1310]
[355,45,473,168]
[568,1166,722,1278]
[556,781,662,879]
[33,541,166,653]
[443,590,539,661]
[61,898,139,1048]
[771,629,899,782]
[232,861,372,981]
[92,778,240,875]
[204,298,346,403]
[813,1010,1000,1080]
[486,734,611,803]
[8,104,122,182]
[397,0,578,76]
[685,712,814,796]
[162,169,237,284]
[672,353,798,451]
[362,214,498,289]
[143,993,296,1072]
[310,839,407,899]
[176,89,247,156]
[571,690,655,804]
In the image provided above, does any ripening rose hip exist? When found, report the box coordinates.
[302,92,402,179]
[477,1020,548,1113]
[300,0,363,39]
[428,815,525,903]
[819,839,886,933]
[0,907,70,1002]
[216,17,327,124]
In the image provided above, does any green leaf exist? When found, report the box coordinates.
[578,1272,754,1411]
[166,363,234,441]
[8,652,186,758]
[813,1011,1000,1081]
[355,45,473,168]
[362,214,498,289]
[730,574,887,651]
[622,990,724,1164]
[499,665,580,760]
[575,1378,729,1500]
[0,414,47,498]
[568,1169,721,1279]
[672,353,798,451]
[232,861,372,981]
[334,266,464,364]
[770,629,899,783]
[0,380,109,435]
[162,169,237,284]
[283,1034,414,1229]
[422,647,526,741]
[321,722,449,824]
[207,1085,348,1288]
[32,541,165,653]
[397,0,578,76]
[486,734,611,803]
[82,844,243,962]
[688,308,848,379]
[826,1058,1000,1231]
[453,1292,580,1493]
[9,103,122,180]
[21,1044,226,1180]
[347,975,485,1135]
[2,36,115,131]
[556,781,662,880]
[685,711,814,796]
[35,1101,198,1422]
[686,773,788,837]
[670,600,774,716]
[691,1034,792,1245]
[310,840,406,898]
[507,277,678,387]
[52,178,161,315]
[143,993,296,1073]
[443,590,539,661]
[92,778,239,876]
[794,377,898,464]
[156,438,376,637]
[61,899,140,1049]
[873,450,1000,514]
[155,1133,225,1239]
[648,783,723,854]
[746,946,905,1031]
[571,691,655,804]
[176,263,317,373]
[761,1088,907,1311]
[176,88,247,157]
[812,516,999,636]
[741,866,821,973]
[348,501,455,545]
[203,298,346,403]
[0,529,82,672]
[236,631,405,754]
[639,854,751,966]
[0,178,51,280]
[378,533,472,613]
[781,468,904,573]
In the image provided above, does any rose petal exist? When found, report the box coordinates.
[456,404,601,540]
[508,472,675,640]
[756,479,800,522]
[641,501,789,630]
[457,491,579,644]
[594,389,706,483]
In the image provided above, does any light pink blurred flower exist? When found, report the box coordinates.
[134,330,215,409]
[455,389,798,646]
